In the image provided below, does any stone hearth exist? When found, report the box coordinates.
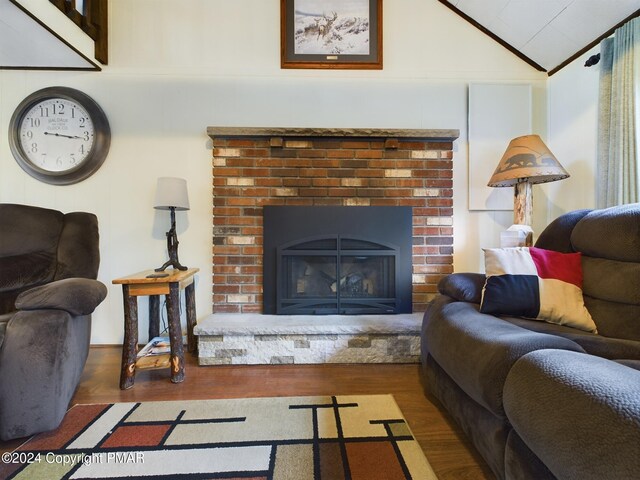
[195,313,422,365]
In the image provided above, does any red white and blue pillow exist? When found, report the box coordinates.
[480,247,597,333]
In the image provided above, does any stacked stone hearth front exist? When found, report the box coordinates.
[196,127,459,365]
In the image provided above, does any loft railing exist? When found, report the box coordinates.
[49,0,108,64]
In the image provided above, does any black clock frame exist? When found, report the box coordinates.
[8,86,111,185]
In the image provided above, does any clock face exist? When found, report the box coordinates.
[9,87,110,185]
[18,98,95,173]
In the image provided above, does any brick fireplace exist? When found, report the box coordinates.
[208,127,459,315]
[197,127,459,365]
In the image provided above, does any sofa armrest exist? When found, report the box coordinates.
[15,278,107,316]
[0,308,92,439]
[437,273,485,304]
[504,350,640,480]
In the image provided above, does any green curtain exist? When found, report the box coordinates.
[597,18,640,208]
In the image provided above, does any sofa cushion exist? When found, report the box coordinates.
[504,350,640,480]
[568,204,640,340]
[0,204,63,257]
[584,295,640,342]
[423,298,585,417]
[481,247,597,332]
[503,316,640,361]
[0,252,56,293]
[581,261,640,341]
[582,257,640,306]
[534,208,591,253]
[54,212,100,281]
[571,203,640,262]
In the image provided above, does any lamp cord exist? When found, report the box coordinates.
[159,291,184,336]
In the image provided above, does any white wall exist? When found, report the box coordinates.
[546,46,601,219]
[0,0,550,344]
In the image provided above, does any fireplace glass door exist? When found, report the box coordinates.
[277,236,398,314]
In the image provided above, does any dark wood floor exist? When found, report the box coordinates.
[1,347,493,480]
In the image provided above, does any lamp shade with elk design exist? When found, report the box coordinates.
[488,135,569,226]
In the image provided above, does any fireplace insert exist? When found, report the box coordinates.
[263,206,412,315]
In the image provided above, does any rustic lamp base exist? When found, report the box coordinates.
[155,207,188,272]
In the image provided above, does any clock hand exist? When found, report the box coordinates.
[43,132,82,139]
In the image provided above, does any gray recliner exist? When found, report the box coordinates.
[0,203,107,441]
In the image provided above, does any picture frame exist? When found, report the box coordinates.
[281,0,383,70]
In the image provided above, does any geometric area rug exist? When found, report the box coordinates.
[1,395,437,479]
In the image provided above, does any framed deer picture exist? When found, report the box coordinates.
[281,0,382,69]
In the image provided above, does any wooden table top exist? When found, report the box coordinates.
[112,268,199,285]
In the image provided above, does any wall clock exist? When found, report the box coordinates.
[8,86,111,185]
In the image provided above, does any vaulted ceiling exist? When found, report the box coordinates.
[440,0,640,74]
[2,0,640,74]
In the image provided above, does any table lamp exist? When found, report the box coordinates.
[488,135,569,245]
[154,177,190,271]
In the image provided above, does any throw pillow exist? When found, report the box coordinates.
[480,247,597,333]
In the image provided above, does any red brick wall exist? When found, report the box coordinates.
[210,131,455,314]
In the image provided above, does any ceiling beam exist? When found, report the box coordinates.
[436,0,547,73]
[548,8,640,76]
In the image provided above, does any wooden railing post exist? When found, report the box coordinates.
[85,0,108,64]
[49,0,108,65]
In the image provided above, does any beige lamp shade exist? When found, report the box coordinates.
[154,177,190,211]
[488,135,569,187]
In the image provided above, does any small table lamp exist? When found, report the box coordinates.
[154,177,190,271]
[488,135,569,245]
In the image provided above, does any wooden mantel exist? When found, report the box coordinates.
[207,127,460,142]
